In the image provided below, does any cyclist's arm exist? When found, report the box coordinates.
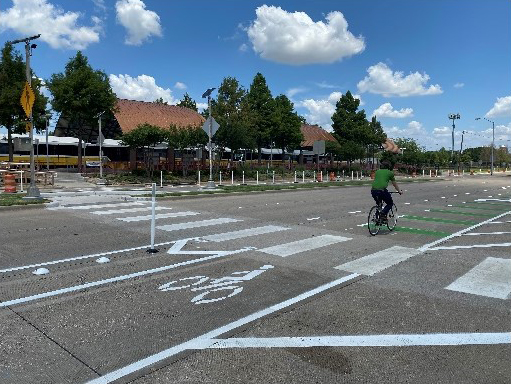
[391,180,402,194]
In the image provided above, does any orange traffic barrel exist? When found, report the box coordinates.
[3,173,16,193]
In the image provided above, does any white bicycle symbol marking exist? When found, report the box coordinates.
[158,265,274,304]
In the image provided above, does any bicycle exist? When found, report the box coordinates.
[368,191,399,236]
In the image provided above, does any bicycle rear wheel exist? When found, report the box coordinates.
[387,204,398,231]
[368,206,381,236]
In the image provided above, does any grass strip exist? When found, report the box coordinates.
[0,193,47,206]
[400,215,478,225]
[141,178,437,198]
[392,226,451,237]
[428,208,494,217]
[473,201,511,208]
[451,204,504,211]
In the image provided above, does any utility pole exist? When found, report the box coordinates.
[10,34,41,199]
[448,113,460,174]
[202,87,216,189]
[458,130,465,174]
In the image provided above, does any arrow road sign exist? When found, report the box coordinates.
[20,81,35,118]
[202,116,220,137]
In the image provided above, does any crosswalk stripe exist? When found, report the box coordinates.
[92,207,172,215]
[446,257,511,299]
[334,246,421,275]
[157,218,241,232]
[118,211,200,222]
[51,202,148,210]
[258,235,351,257]
[200,225,290,242]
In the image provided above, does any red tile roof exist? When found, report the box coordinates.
[300,124,336,147]
[113,99,205,133]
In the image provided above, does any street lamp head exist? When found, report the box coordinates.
[202,88,216,98]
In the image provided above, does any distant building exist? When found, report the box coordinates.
[54,98,204,142]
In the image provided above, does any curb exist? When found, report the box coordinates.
[0,202,47,212]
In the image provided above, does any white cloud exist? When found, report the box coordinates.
[372,103,413,118]
[239,43,248,52]
[115,0,162,45]
[196,102,208,112]
[286,87,307,98]
[297,91,364,130]
[357,62,443,97]
[454,82,464,88]
[486,96,511,118]
[247,5,365,65]
[407,120,424,134]
[174,82,187,90]
[0,0,101,49]
[109,74,176,104]
[432,126,451,136]
[314,81,340,89]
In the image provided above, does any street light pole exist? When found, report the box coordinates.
[45,113,51,170]
[448,113,460,162]
[475,117,495,175]
[96,111,106,184]
[202,87,216,189]
[10,34,41,199]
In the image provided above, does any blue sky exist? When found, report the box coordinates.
[1,0,510,150]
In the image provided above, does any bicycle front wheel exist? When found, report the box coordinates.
[368,206,381,236]
[387,204,398,231]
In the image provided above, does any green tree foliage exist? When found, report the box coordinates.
[0,42,48,161]
[271,94,303,161]
[121,123,167,176]
[393,138,425,168]
[177,92,198,112]
[166,124,207,176]
[463,147,482,163]
[211,77,254,164]
[154,97,168,105]
[368,116,387,168]
[331,91,372,164]
[47,51,117,170]
[245,73,274,163]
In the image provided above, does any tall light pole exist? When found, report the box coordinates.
[458,130,466,174]
[45,113,51,170]
[448,113,460,161]
[475,117,495,175]
[10,34,41,199]
[96,111,106,184]
[202,87,216,189]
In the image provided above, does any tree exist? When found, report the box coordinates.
[177,93,197,112]
[0,42,48,161]
[368,116,387,169]
[166,125,207,176]
[120,123,167,177]
[331,91,374,165]
[211,77,254,165]
[393,138,425,169]
[154,97,168,105]
[271,94,303,162]
[245,73,274,164]
[47,51,117,171]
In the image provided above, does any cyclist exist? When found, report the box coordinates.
[371,161,402,222]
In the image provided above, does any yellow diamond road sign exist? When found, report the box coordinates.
[20,81,35,118]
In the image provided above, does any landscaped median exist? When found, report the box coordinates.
[0,193,48,207]
[145,178,440,199]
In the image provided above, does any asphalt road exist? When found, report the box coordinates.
[1,175,510,384]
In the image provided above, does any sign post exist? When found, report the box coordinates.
[201,88,218,189]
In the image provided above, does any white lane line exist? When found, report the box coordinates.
[429,243,511,251]
[348,211,362,214]
[463,232,511,236]
[49,202,148,210]
[0,241,179,274]
[334,246,421,276]
[446,257,511,299]
[157,218,241,232]
[200,225,289,242]
[258,235,351,257]
[118,211,200,222]
[84,273,361,384]
[0,245,252,308]
[419,210,511,252]
[209,332,511,348]
[92,207,172,215]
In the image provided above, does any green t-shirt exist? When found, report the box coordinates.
[371,169,395,190]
